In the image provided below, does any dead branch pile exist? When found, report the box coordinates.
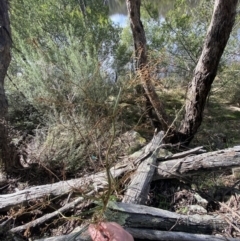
[1,132,240,240]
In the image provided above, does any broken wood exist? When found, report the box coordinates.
[1,145,240,212]
[35,225,90,241]
[154,146,240,180]
[34,229,240,241]
[123,131,164,204]
[34,230,240,241]
[10,197,84,233]
[126,228,240,241]
[32,228,240,241]
[2,143,240,240]
[0,132,162,212]
[160,146,206,160]
[35,235,88,241]
[34,201,240,241]
[106,202,238,234]
[0,175,100,212]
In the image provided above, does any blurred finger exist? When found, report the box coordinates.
[88,224,107,241]
[100,222,134,241]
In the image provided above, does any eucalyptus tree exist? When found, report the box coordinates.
[179,0,238,143]
[126,0,238,143]
[125,0,169,131]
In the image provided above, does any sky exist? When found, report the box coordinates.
[110,14,127,27]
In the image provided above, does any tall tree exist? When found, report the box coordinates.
[126,0,238,144]
[126,0,169,131]
[0,0,11,166]
[179,0,238,143]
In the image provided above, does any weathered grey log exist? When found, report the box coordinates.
[32,228,240,241]
[1,146,240,212]
[0,172,105,212]
[35,235,89,241]
[155,145,240,179]
[0,133,161,212]
[34,201,239,241]
[106,202,237,234]
[123,131,164,204]
[126,228,239,241]
[33,229,240,241]
[35,225,90,241]
[159,146,206,160]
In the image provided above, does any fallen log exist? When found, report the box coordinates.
[123,131,164,204]
[35,235,88,241]
[35,225,90,241]
[126,228,239,241]
[33,200,239,241]
[155,145,240,179]
[0,132,161,212]
[106,202,237,234]
[33,228,240,241]
[160,146,206,160]
[1,145,240,212]
[0,174,106,212]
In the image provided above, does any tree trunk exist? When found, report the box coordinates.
[178,0,238,143]
[0,0,11,168]
[126,0,169,131]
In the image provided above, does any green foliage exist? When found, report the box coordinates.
[140,0,240,91]
[7,0,123,173]
[160,0,211,79]
[213,5,240,103]
[155,193,171,210]
[109,22,134,80]
[6,0,240,174]
[117,0,212,85]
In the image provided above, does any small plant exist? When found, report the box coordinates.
[156,194,171,210]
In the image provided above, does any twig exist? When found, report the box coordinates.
[158,146,206,160]
[10,197,84,233]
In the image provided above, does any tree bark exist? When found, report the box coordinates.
[33,201,240,241]
[123,131,164,204]
[154,145,240,180]
[126,0,169,131]
[178,0,238,143]
[34,228,240,241]
[0,0,11,168]
[126,228,240,241]
[106,202,234,234]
